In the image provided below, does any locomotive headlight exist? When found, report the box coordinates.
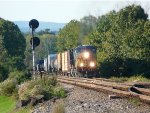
[79,62,84,67]
[90,62,95,67]
[83,51,90,59]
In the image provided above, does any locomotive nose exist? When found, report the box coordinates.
[89,61,95,67]
[79,62,84,67]
[83,51,90,59]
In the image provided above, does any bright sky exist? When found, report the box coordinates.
[0,0,150,23]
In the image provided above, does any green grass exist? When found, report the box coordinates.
[110,76,128,82]
[0,95,16,113]
[110,75,150,83]
[127,75,150,82]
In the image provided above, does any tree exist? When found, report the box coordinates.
[0,18,26,58]
[0,36,8,81]
[37,28,51,35]
[57,20,80,51]
[89,5,150,77]
[0,35,7,62]
[0,18,26,72]
[79,15,97,44]
[24,33,58,69]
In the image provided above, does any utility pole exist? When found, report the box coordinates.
[29,19,40,79]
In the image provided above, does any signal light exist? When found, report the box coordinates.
[29,19,39,29]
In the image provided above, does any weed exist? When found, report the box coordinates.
[52,100,65,113]
[128,98,141,106]
[53,87,67,98]
[0,79,17,96]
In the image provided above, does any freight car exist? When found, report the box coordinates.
[47,54,57,73]
[36,59,44,72]
[44,45,97,77]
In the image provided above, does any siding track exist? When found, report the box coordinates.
[57,76,150,104]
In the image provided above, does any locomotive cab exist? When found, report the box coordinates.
[74,45,97,77]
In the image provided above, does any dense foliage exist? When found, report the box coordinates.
[0,79,17,96]
[57,20,80,51]
[0,18,26,81]
[57,16,97,52]
[89,5,150,77]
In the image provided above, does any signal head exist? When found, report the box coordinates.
[29,19,39,29]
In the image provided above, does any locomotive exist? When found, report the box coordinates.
[38,45,97,77]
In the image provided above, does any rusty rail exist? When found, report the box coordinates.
[57,76,150,104]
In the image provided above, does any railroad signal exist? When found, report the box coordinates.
[29,19,39,30]
[30,37,40,47]
[29,19,39,78]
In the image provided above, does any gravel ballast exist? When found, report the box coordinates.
[32,83,150,113]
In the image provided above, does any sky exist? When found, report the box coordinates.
[0,0,150,23]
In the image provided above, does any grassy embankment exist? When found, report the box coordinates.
[0,95,16,113]
[0,95,30,113]
[0,76,66,113]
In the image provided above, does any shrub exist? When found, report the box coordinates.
[49,76,57,86]
[30,85,45,97]
[53,87,67,98]
[18,77,66,101]
[127,75,150,82]
[18,77,57,100]
[18,82,30,100]
[9,70,31,84]
[0,79,17,96]
[110,75,150,82]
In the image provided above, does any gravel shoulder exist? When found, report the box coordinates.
[32,83,150,113]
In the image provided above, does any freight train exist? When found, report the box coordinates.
[37,45,97,77]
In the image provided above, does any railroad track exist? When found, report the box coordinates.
[57,76,150,104]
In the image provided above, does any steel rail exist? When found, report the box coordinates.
[57,76,150,104]
[57,76,130,91]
